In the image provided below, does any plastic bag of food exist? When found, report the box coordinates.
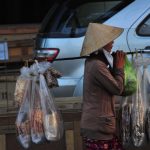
[30,76,45,144]
[14,66,31,106]
[146,108,150,141]
[30,60,64,142]
[29,61,49,144]
[15,75,31,149]
[131,66,145,147]
[44,67,62,88]
[120,97,132,146]
[121,56,137,96]
[39,73,64,141]
[142,65,150,141]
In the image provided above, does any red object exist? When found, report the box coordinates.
[35,48,59,62]
[83,136,124,150]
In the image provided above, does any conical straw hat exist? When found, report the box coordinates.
[80,23,124,56]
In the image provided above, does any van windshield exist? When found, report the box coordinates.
[38,0,134,38]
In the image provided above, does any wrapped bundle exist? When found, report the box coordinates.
[30,76,45,144]
[121,97,132,146]
[131,63,145,147]
[121,56,137,96]
[14,67,31,106]
[15,61,64,149]
[44,67,62,88]
[39,73,64,141]
[16,72,31,149]
[142,65,150,141]
[31,61,64,141]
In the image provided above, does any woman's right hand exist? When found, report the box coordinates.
[113,50,126,69]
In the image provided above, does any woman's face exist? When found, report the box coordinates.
[103,41,114,53]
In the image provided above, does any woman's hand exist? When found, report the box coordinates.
[113,50,126,69]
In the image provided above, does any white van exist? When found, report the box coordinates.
[35,0,150,97]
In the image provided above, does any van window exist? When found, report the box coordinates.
[136,14,150,36]
[59,1,121,35]
[39,0,134,38]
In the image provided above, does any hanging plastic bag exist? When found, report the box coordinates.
[29,61,50,144]
[30,75,45,144]
[15,74,31,149]
[146,108,150,141]
[121,56,137,96]
[142,65,150,141]
[44,67,62,88]
[120,97,132,146]
[14,66,31,106]
[38,64,64,141]
[32,60,64,141]
[131,66,145,147]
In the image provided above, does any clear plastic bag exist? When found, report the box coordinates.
[146,108,150,141]
[119,54,150,147]
[14,66,31,106]
[30,60,64,141]
[142,65,150,140]
[39,73,64,141]
[15,75,31,149]
[120,97,132,146]
[15,60,64,148]
[131,66,145,147]
[30,76,45,144]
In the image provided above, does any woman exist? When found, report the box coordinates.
[80,23,126,150]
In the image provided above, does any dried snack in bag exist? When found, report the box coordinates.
[39,74,64,141]
[49,67,62,78]
[142,65,150,141]
[30,76,45,144]
[131,68,145,147]
[44,67,62,88]
[16,78,31,149]
[14,67,31,106]
[44,70,58,88]
[120,97,132,146]
[146,108,150,141]
[14,78,27,106]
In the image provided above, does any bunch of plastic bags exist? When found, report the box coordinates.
[120,54,150,148]
[14,61,63,149]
